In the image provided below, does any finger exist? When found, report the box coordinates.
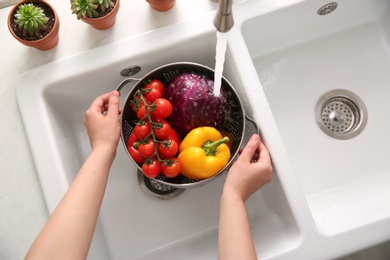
[90,92,111,113]
[106,91,120,118]
[239,134,260,162]
[103,103,121,114]
[258,138,271,165]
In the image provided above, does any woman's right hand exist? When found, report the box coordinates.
[83,91,121,158]
[223,134,273,202]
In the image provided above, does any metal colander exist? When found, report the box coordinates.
[117,62,255,188]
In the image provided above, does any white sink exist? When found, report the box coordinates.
[16,9,298,259]
[17,0,390,258]
[241,0,390,241]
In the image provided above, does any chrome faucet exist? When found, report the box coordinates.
[213,0,234,32]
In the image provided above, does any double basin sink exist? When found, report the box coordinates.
[16,0,390,259]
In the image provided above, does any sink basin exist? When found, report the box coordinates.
[16,14,298,259]
[242,0,390,236]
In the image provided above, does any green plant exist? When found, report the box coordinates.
[71,0,98,19]
[71,0,115,19]
[15,3,49,36]
[98,0,115,12]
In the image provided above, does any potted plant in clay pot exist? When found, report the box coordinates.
[71,0,120,30]
[7,0,60,50]
[146,0,175,12]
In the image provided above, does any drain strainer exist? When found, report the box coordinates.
[137,171,185,200]
[317,2,338,16]
[120,65,141,77]
[315,89,367,140]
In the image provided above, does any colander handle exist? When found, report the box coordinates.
[115,77,139,92]
[245,115,260,135]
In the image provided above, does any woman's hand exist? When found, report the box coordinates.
[83,91,121,157]
[223,134,272,202]
[218,134,272,260]
[26,91,122,260]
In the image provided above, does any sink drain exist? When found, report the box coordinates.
[317,2,338,16]
[137,171,185,200]
[120,65,141,77]
[315,89,367,140]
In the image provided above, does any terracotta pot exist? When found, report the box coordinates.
[146,0,175,12]
[8,0,60,50]
[81,0,120,30]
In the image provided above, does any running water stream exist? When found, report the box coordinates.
[213,31,228,97]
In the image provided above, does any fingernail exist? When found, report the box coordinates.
[250,134,259,142]
[110,92,119,99]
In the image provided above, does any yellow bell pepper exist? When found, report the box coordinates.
[178,127,230,180]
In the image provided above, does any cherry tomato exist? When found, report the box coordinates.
[152,98,173,119]
[158,138,178,158]
[136,103,147,120]
[146,79,165,95]
[153,119,172,140]
[134,122,151,140]
[142,159,161,178]
[161,159,182,178]
[167,128,181,145]
[136,100,151,120]
[143,87,162,102]
[128,145,144,165]
[127,133,144,165]
[138,139,155,159]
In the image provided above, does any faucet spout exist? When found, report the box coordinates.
[213,0,234,32]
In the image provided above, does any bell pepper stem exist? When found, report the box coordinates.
[202,136,230,156]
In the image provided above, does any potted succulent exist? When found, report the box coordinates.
[146,0,175,12]
[71,0,120,30]
[7,0,60,50]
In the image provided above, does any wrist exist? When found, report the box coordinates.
[91,146,117,164]
[221,186,245,204]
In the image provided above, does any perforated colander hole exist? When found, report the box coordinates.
[163,70,180,83]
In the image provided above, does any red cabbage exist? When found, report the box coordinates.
[164,72,230,137]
